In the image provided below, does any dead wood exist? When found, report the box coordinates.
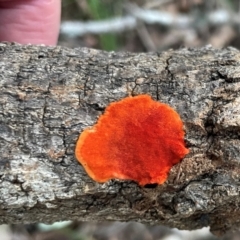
[1,42,240,236]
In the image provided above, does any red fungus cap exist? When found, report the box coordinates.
[75,95,189,186]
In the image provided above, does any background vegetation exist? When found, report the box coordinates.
[60,0,240,52]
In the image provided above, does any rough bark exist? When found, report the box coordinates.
[1,42,240,236]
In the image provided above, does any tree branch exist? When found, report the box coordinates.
[1,42,240,236]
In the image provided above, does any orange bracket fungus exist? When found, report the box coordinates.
[75,95,189,186]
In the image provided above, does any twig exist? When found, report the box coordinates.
[135,21,157,51]
[125,3,191,27]
[61,16,136,37]
[144,0,174,9]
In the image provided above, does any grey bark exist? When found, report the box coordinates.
[0,42,240,236]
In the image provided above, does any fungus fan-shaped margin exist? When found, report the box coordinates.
[75,95,189,186]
